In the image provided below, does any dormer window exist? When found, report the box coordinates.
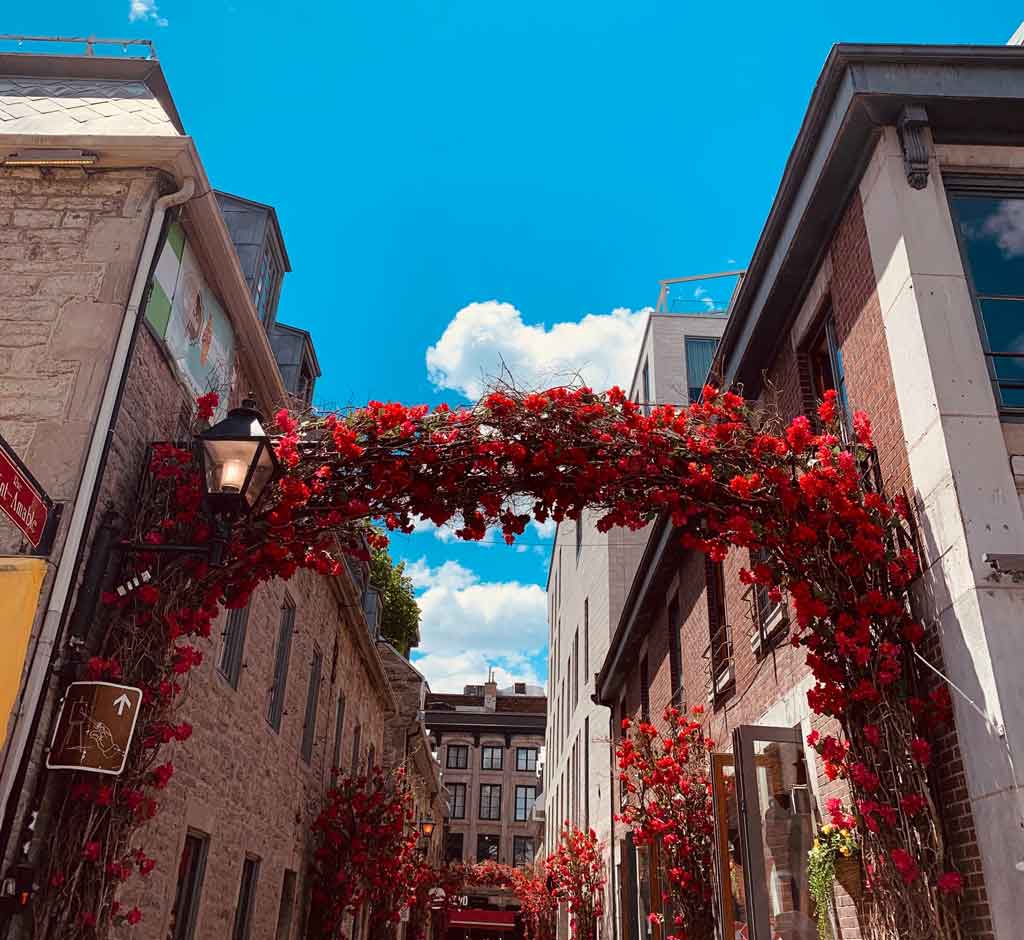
[253,243,282,325]
[514,682,526,694]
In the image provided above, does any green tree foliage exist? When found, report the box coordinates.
[370,547,421,657]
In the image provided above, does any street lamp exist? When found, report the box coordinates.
[419,819,436,838]
[196,398,281,517]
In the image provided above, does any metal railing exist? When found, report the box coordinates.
[0,35,156,59]
[702,622,735,700]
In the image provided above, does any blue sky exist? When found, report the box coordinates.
[5,2,1019,689]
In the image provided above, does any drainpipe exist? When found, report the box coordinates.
[606,707,620,940]
[0,177,196,847]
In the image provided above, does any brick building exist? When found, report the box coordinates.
[0,42,395,939]
[543,302,729,940]
[591,42,1024,940]
[425,679,545,882]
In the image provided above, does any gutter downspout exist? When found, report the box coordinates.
[0,177,196,834]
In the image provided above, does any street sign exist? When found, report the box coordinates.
[46,682,143,775]
[0,435,52,549]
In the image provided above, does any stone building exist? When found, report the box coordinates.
[0,41,394,940]
[424,679,545,877]
[543,306,728,940]
[591,41,1024,940]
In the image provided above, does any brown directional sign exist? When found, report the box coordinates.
[46,681,143,775]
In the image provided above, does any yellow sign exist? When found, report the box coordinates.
[0,557,46,750]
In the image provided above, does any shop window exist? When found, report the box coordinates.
[712,726,817,940]
[445,832,464,863]
[948,186,1024,413]
[513,836,534,867]
[477,833,500,863]
[447,744,469,769]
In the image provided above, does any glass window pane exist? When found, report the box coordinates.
[750,739,816,940]
[713,757,751,937]
[978,298,1024,357]
[685,337,719,402]
[950,195,1024,297]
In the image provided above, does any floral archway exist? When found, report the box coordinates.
[34,384,961,940]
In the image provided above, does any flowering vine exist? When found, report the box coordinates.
[32,384,962,940]
[545,825,606,940]
[616,706,715,940]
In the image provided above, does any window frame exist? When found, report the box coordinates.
[513,836,534,868]
[218,604,250,689]
[445,831,465,863]
[330,695,346,783]
[171,830,209,940]
[447,744,469,770]
[450,782,467,820]
[515,746,538,772]
[267,598,295,732]
[685,336,719,403]
[514,784,537,821]
[479,783,502,820]
[231,855,260,940]
[476,833,501,863]
[749,549,789,657]
[481,745,503,771]
[300,646,323,764]
[946,176,1024,418]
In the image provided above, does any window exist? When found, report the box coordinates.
[275,869,297,940]
[514,682,527,694]
[800,311,850,436]
[170,831,209,940]
[583,598,589,679]
[641,359,651,415]
[350,723,362,774]
[232,856,260,940]
[331,695,346,781]
[584,716,590,829]
[639,655,650,721]
[513,836,535,867]
[253,242,282,325]
[218,605,250,689]
[516,747,538,772]
[575,513,583,559]
[300,647,322,763]
[479,784,502,820]
[706,559,734,699]
[477,833,500,863]
[447,744,469,769]
[445,832,464,863]
[685,336,719,403]
[949,187,1024,411]
[515,785,537,821]
[267,599,295,731]
[367,743,375,774]
[450,782,467,819]
[667,595,683,707]
[481,745,503,770]
[750,548,787,654]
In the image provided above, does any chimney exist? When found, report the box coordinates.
[484,670,497,712]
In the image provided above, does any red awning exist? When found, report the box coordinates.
[448,909,517,930]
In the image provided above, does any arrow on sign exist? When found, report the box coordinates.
[113,694,133,717]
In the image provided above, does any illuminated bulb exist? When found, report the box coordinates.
[219,459,248,493]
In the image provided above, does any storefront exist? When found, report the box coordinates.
[446,908,520,940]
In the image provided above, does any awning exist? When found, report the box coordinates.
[448,910,517,930]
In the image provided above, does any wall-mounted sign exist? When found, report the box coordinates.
[0,435,52,549]
[46,682,143,776]
[0,558,47,750]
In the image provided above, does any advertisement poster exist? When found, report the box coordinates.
[144,221,237,419]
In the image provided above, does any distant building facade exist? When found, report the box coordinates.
[425,679,545,882]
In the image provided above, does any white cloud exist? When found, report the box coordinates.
[426,300,650,400]
[694,286,716,311]
[981,200,1024,258]
[129,0,167,25]
[531,517,557,540]
[405,557,547,692]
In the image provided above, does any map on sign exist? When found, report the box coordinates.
[46,682,144,776]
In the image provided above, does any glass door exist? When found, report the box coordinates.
[711,754,751,940]
[732,726,817,940]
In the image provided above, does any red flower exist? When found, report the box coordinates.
[83,841,102,863]
[126,907,143,925]
[137,584,159,606]
[910,738,932,766]
[938,871,963,895]
[151,761,175,789]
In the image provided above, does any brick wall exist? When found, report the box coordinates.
[606,191,993,940]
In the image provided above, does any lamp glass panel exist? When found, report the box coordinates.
[245,444,277,507]
[202,439,259,495]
